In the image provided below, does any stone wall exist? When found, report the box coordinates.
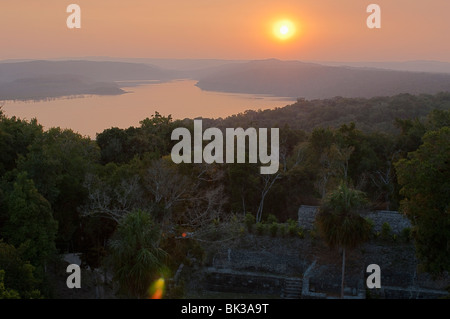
[362,210,411,234]
[184,216,448,299]
[297,205,319,229]
[371,286,449,299]
[202,268,291,297]
[210,246,306,276]
[297,205,411,234]
[195,267,449,299]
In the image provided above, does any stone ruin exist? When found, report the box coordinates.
[297,205,412,234]
[184,205,448,299]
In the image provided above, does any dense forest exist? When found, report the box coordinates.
[206,92,450,133]
[0,92,449,298]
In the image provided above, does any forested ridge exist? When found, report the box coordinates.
[195,59,450,99]
[0,92,449,298]
[205,92,450,133]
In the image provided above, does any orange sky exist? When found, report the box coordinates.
[1,0,449,62]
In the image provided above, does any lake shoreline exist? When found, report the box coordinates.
[2,79,296,138]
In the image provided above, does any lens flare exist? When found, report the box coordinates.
[148,278,165,299]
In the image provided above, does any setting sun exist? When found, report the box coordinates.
[273,19,297,40]
[280,25,289,35]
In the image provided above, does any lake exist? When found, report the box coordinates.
[2,80,295,138]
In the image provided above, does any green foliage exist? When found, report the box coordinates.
[287,219,297,227]
[287,223,297,237]
[269,222,279,237]
[226,163,260,216]
[395,126,450,275]
[215,92,450,135]
[0,241,42,299]
[15,127,100,251]
[0,114,43,175]
[96,127,133,164]
[266,214,278,224]
[18,127,100,204]
[316,183,372,298]
[316,183,371,249]
[381,222,392,241]
[286,219,304,238]
[0,99,448,298]
[0,270,20,299]
[244,213,255,233]
[108,210,167,298]
[255,222,265,236]
[296,227,305,239]
[3,173,58,268]
[96,112,182,164]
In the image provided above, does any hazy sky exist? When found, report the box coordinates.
[1,0,449,62]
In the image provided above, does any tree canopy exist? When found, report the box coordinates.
[396,127,450,275]
[0,93,449,298]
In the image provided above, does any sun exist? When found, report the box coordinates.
[273,19,297,41]
[280,25,289,35]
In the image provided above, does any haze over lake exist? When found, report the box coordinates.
[2,80,295,138]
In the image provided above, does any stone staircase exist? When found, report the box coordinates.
[281,278,302,299]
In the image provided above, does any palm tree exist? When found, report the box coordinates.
[316,183,371,298]
[108,210,167,298]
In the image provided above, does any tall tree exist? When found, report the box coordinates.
[17,127,100,251]
[395,127,450,275]
[315,183,371,298]
[255,172,281,223]
[0,112,43,175]
[0,240,41,299]
[3,173,58,271]
[227,162,259,216]
[82,167,145,223]
[108,210,167,298]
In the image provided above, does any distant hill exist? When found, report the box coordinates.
[16,57,449,74]
[0,60,177,101]
[195,59,450,99]
[0,75,125,101]
[312,60,450,74]
[2,58,450,102]
[0,60,175,83]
